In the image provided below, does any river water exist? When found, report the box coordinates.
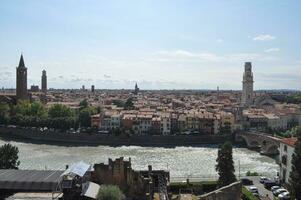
[0,139,279,181]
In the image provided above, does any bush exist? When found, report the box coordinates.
[246,171,259,176]
[97,185,125,200]
[169,181,217,194]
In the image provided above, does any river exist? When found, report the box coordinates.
[0,139,279,181]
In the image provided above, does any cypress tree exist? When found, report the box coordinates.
[289,126,301,199]
[216,141,237,187]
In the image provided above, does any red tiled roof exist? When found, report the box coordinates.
[281,138,298,147]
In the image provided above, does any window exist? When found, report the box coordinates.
[282,155,287,165]
[284,145,287,152]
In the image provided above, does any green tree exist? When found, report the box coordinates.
[48,104,74,118]
[215,141,236,188]
[30,102,47,118]
[97,185,125,200]
[112,99,125,108]
[13,101,47,117]
[124,98,134,110]
[289,125,301,199]
[79,99,89,109]
[220,122,232,135]
[13,100,31,116]
[0,103,10,125]
[79,107,97,127]
[0,143,20,169]
[12,101,47,127]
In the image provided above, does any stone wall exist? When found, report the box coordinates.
[199,182,242,200]
[0,127,233,146]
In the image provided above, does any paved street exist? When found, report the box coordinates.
[246,176,274,199]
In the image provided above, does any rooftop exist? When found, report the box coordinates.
[281,137,298,147]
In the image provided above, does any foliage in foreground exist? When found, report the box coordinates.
[97,185,125,200]
[0,143,20,169]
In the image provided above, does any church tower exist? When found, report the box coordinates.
[134,83,139,95]
[16,54,28,100]
[241,62,254,106]
[41,70,47,93]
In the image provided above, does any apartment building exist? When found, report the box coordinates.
[279,137,297,184]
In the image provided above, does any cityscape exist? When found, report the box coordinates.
[1,1,301,200]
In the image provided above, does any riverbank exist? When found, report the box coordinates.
[0,127,234,147]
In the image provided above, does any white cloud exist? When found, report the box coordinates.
[253,34,276,41]
[264,48,280,53]
[153,50,274,63]
[217,38,223,43]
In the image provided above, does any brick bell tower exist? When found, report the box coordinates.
[16,54,28,101]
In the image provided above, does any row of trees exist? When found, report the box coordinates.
[0,99,99,130]
[285,94,301,104]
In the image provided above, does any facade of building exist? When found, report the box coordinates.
[16,54,28,101]
[241,62,254,107]
[30,85,39,92]
[279,138,297,184]
[92,157,170,199]
[41,70,47,93]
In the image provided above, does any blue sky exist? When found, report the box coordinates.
[0,0,301,90]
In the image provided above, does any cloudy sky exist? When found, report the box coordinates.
[0,0,301,90]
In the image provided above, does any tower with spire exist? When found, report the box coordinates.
[16,54,28,100]
[134,82,139,95]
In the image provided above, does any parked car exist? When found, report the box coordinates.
[241,178,253,185]
[248,186,259,194]
[278,192,291,200]
[271,185,281,192]
[273,188,288,196]
[264,180,278,189]
[260,176,270,184]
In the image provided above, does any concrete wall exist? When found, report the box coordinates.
[199,182,242,200]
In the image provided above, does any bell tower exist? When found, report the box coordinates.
[16,54,28,100]
[241,62,254,106]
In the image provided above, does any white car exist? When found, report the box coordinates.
[259,176,269,183]
[273,188,288,196]
[278,192,290,200]
[248,186,259,194]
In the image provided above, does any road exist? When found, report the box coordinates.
[246,176,274,199]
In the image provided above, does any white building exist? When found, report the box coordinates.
[279,137,297,184]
